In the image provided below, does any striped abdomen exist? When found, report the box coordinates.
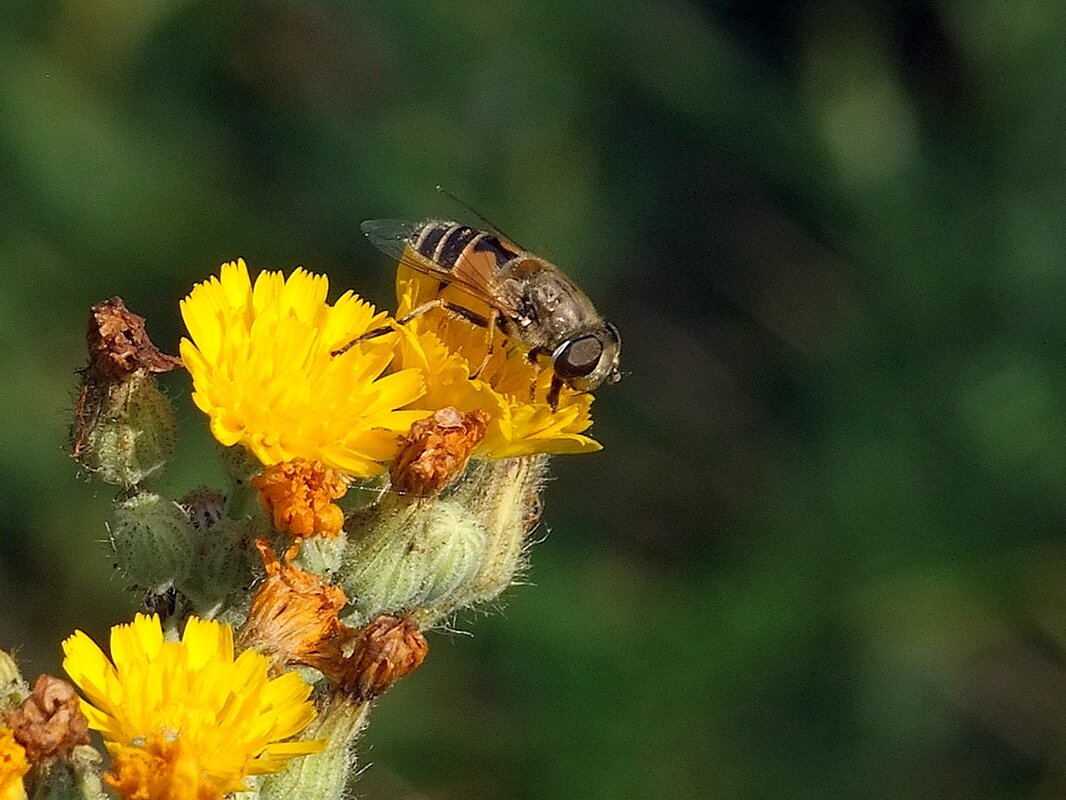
[412,222,520,272]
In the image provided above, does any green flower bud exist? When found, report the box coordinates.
[26,746,107,800]
[462,455,548,606]
[216,444,263,521]
[258,696,369,800]
[176,489,260,618]
[338,455,548,627]
[111,492,196,596]
[295,534,347,577]
[74,372,176,488]
[112,489,261,620]
[179,487,226,532]
[70,298,180,489]
[0,649,26,709]
[340,493,486,627]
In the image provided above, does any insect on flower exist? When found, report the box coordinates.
[336,218,622,410]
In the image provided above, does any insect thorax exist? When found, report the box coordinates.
[500,259,601,350]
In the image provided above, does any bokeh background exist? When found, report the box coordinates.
[2,1,1065,797]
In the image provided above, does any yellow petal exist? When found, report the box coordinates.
[181,262,426,476]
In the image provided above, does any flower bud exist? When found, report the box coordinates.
[70,298,180,488]
[176,513,261,620]
[0,650,26,711]
[178,487,226,532]
[110,493,196,596]
[112,491,260,620]
[217,444,262,515]
[294,533,347,576]
[339,494,487,627]
[461,455,548,606]
[24,746,106,800]
[338,455,548,626]
[72,374,176,488]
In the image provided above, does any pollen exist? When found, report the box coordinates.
[106,735,219,800]
[252,459,348,539]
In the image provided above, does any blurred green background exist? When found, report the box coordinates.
[2,1,1066,797]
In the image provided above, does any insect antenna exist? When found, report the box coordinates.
[435,185,524,249]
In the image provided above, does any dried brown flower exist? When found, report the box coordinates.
[3,675,90,763]
[338,614,428,703]
[390,407,489,498]
[85,297,182,381]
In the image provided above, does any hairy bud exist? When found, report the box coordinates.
[70,298,180,487]
[338,455,548,626]
[340,494,487,626]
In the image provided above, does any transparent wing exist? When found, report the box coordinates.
[361,218,519,314]
[360,219,426,262]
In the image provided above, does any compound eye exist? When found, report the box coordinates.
[554,335,603,381]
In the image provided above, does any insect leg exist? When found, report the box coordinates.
[526,345,550,365]
[405,299,490,329]
[331,299,490,358]
[547,374,564,411]
[331,323,396,356]
[518,345,552,402]
[469,309,500,380]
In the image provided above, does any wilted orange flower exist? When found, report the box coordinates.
[339,615,428,703]
[240,541,353,681]
[390,407,489,497]
[2,675,90,763]
[252,459,347,539]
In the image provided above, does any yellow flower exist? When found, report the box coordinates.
[394,267,600,458]
[62,614,321,800]
[180,260,426,477]
[0,727,28,800]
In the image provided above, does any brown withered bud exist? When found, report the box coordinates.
[3,675,90,763]
[339,614,428,703]
[70,297,181,469]
[238,540,355,678]
[390,407,489,498]
[84,297,181,382]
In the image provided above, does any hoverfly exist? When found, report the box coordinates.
[340,218,622,410]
